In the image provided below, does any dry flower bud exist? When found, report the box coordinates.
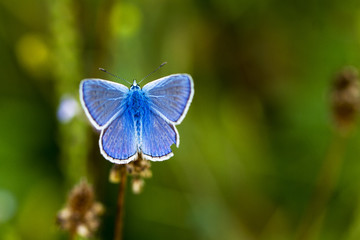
[125,156,152,194]
[126,156,152,179]
[132,178,145,194]
[140,169,152,178]
[92,202,105,215]
[331,66,360,132]
[77,224,90,238]
[109,164,122,183]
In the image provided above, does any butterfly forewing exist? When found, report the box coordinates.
[142,74,194,124]
[80,79,129,129]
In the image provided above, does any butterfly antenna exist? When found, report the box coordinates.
[138,62,167,84]
[99,68,131,85]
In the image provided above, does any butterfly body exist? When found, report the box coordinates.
[80,74,194,164]
[127,81,146,118]
[125,81,150,152]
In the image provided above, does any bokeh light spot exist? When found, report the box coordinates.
[57,95,80,123]
[15,34,49,73]
[110,2,142,38]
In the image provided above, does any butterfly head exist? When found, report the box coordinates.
[131,80,141,90]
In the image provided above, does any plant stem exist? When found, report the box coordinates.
[114,165,127,240]
[296,133,347,240]
[69,231,75,240]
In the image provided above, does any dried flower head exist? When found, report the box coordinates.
[331,66,360,132]
[126,156,152,179]
[127,156,152,194]
[109,155,152,194]
[57,180,104,238]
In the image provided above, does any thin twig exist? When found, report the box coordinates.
[114,165,127,240]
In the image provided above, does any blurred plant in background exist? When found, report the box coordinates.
[2,0,360,239]
[331,67,360,133]
[57,180,104,239]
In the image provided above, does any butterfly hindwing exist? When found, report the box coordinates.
[80,79,129,129]
[142,74,194,124]
[140,108,178,161]
[100,109,138,163]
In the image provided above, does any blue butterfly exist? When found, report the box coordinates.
[79,73,194,164]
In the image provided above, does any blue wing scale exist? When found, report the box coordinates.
[141,109,178,161]
[100,110,138,163]
[80,79,129,129]
[143,74,194,124]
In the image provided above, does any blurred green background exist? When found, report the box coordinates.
[1,0,360,239]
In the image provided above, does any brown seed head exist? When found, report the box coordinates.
[331,66,360,132]
[68,180,95,215]
[56,180,104,238]
[109,155,152,194]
